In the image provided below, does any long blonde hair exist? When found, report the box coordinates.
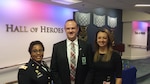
[94,28,114,62]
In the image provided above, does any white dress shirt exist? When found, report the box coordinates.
[67,38,79,69]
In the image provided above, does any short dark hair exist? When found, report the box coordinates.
[65,19,79,27]
[28,40,45,54]
[65,19,76,23]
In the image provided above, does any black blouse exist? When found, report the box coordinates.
[85,51,122,84]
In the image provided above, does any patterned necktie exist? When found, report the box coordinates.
[70,42,76,81]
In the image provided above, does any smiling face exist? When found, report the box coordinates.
[97,31,108,48]
[30,44,44,62]
[64,20,79,41]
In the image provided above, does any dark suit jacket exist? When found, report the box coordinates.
[50,39,93,84]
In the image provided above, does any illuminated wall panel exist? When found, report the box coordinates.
[0,0,77,67]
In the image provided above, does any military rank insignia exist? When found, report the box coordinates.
[19,65,28,70]
[35,70,43,78]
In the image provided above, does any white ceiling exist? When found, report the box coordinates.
[37,0,150,14]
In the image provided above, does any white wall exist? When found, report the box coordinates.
[0,0,78,68]
[122,22,132,59]
[122,10,150,60]
[0,67,18,84]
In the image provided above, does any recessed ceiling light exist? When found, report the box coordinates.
[51,0,82,5]
[135,4,150,7]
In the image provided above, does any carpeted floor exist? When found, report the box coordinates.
[128,57,150,84]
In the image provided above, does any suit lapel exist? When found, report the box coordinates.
[76,40,83,68]
[62,40,70,70]
[62,40,67,58]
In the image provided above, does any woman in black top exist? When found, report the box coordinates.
[85,28,122,84]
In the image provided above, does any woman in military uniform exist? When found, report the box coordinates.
[18,40,51,84]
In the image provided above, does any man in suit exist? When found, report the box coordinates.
[50,19,92,84]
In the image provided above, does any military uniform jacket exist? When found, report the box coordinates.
[18,59,51,84]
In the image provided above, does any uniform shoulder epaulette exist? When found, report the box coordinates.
[19,65,28,70]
